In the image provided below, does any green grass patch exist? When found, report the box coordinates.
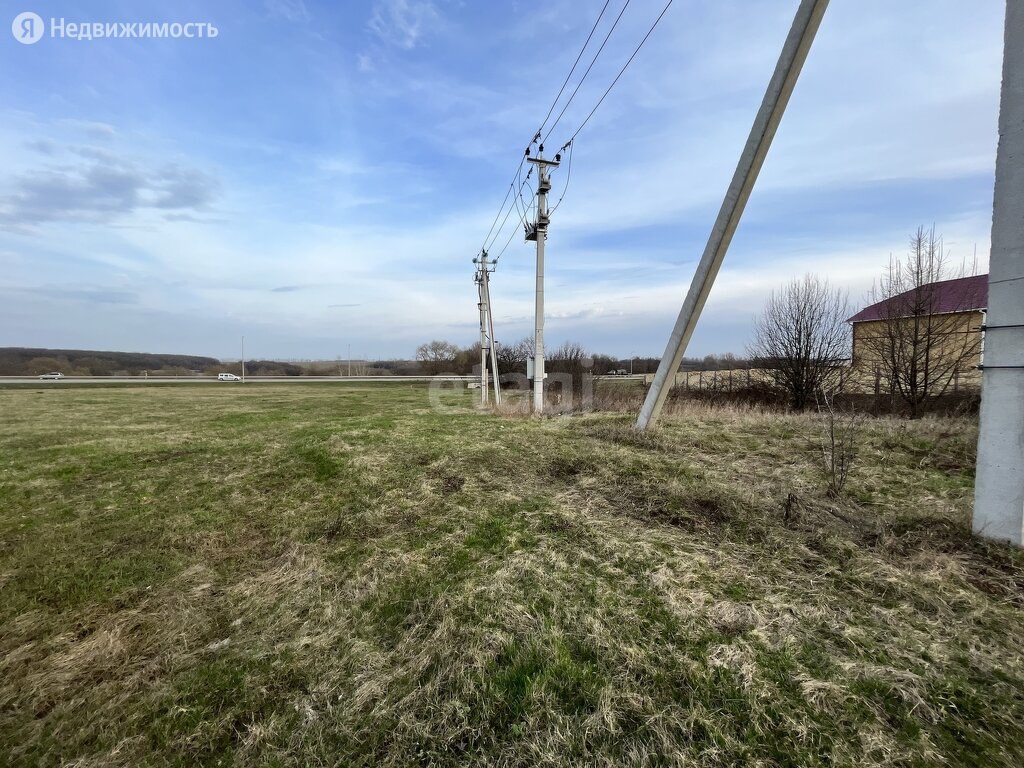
[0,384,1022,766]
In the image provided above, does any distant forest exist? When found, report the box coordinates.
[0,348,412,377]
[0,348,225,376]
[0,346,750,377]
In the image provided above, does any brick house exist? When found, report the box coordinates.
[849,274,988,391]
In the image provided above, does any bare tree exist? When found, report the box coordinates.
[547,341,591,401]
[816,389,861,498]
[454,342,482,375]
[495,337,532,377]
[858,227,982,418]
[748,274,850,411]
[415,340,461,375]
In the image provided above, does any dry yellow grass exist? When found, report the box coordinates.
[0,383,1022,766]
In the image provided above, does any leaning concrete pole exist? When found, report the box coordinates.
[482,264,502,404]
[973,1,1024,547]
[636,0,829,430]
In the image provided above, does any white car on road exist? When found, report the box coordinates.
[217,373,242,381]
[38,372,64,380]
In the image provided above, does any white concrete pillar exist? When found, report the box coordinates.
[973,1,1024,546]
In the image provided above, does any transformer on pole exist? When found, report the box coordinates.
[526,148,560,414]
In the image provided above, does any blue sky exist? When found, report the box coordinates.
[0,0,1004,360]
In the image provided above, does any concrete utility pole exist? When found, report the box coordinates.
[241,335,246,383]
[526,148,560,414]
[475,256,490,404]
[473,251,503,405]
[636,0,829,430]
[973,1,1024,547]
[482,258,501,404]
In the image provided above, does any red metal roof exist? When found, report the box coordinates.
[848,274,988,323]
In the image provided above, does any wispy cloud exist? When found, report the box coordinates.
[18,285,140,305]
[58,119,116,139]
[0,0,1003,359]
[0,144,220,230]
[368,0,439,49]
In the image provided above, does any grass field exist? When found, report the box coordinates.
[1,383,1023,766]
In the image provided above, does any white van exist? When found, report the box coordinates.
[217,373,242,381]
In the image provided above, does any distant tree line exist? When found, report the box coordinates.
[415,339,748,380]
[0,348,221,376]
[0,344,755,381]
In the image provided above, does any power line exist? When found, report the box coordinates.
[475,0,622,258]
[477,0,630,264]
[493,208,527,263]
[518,178,536,227]
[509,0,671,251]
[494,193,535,268]
[496,175,537,265]
[549,140,575,215]
[559,0,673,147]
[479,0,670,271]
[487,168,533,255]
[485,170,532,254]
[512,162,528,231]
[542,0,633,144]
[535,0,613,139]
[479,176,517,252]
[478,150,530,255]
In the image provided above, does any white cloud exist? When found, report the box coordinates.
[0,1,1004,358]
[368,0,439,49]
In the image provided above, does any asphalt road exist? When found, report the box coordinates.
[0,374,648,386]
[0,376,475,385]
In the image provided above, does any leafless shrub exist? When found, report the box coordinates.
[816,388,862,498]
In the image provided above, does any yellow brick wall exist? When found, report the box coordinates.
[851,310,983,384]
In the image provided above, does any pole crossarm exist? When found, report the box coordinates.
[635,0,829,430]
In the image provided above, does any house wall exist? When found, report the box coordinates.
[850,310,984,390]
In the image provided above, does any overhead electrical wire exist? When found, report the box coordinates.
[476,0,619,260]
[542,0,633,145]
[557,0,673,148]
[548,139,574,216]
[492,216,523,264]
[479,177,517,252]
[485,169,533,254]
[512,163,528,231]
[481,0,673,270]
[534,0,613,140]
